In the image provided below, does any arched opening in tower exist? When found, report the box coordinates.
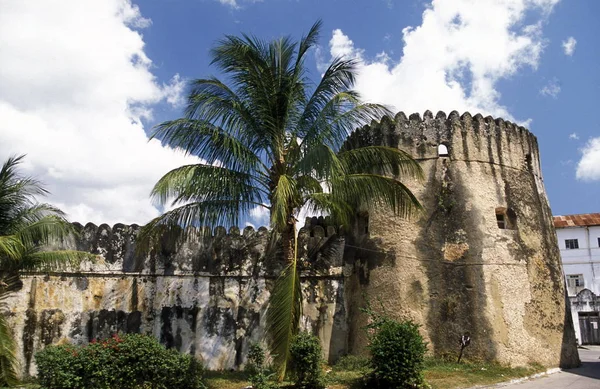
[438,144,449,157]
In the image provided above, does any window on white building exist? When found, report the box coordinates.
[565,239,579,250]
[566,274,585,296]
[598,237,600,247]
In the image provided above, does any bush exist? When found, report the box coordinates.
[368,320,427,388]
[246,343,278,389]
[35,334,206,389]
[289,332,325,389]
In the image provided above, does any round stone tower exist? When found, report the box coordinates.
[343,110,579,368]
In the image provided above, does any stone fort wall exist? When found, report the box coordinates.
[4,110,579,376]
[5,220,348,377]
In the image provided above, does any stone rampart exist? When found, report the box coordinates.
[5,219,348,376]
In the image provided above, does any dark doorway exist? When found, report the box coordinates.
[579,312,600,345]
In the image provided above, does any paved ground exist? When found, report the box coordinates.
[494,346,600,388]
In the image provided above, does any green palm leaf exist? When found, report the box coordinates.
[266,253,302,380]
[0,314,18,387]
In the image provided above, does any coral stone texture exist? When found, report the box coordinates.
[5,221,347,376]
[4,110,579,377]
[342,110,579,368]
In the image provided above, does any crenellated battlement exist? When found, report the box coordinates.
[60,219,343,277]
[343,111,542,178]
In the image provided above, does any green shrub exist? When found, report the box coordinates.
[246,343,278,389]
[34,344,86,389]
[289,332,325,389]
[35,334,206,389]
[368,320,427,388]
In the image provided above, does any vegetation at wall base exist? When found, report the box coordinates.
[200,358,544,389]
[34,334,206,389]
[0,358,545,389]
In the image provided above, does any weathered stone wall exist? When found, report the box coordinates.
[343,110,579,368]
[4,220,349,377]
[4,110,579,377]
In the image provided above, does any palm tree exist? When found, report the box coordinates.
[0,155,91,386]
[140,20,423,378]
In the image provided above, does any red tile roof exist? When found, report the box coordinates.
[553,213,600,228]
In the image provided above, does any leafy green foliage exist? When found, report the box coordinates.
[368,320,427,388]
[289,332,325,389]
[35,334,206,389]
[246,343,279,389]
[0,155,94,386]
[0,314,18,387]
[266,260,301,378]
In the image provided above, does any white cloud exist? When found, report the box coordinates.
[162,74,187,108]
[540,78,561,98]
[576,138,600,181]
[218,0,239,8]
[569,133,579,140]
[0,0,200,225]
[562,36,577,56]
[216,0,261,9]
[320,0,560,121]
[247,205,270,228]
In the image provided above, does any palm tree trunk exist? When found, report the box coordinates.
[281,220,296,264]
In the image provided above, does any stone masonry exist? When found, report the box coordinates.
[4,110,579,376]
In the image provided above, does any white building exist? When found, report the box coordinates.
[554,213,600,345]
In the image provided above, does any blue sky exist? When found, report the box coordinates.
[0,0,598,226]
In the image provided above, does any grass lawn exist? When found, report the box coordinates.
[204,357,545,389]
[3,358,545,389]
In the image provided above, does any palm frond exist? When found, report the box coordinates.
[301,97,391,151]
[295,20,322,71]
[332,174,423,219]
[0,314,18,387]
[15,215,76,249]
[18,250,92,273]
[271,175,297,231]
[150,164,267,207]
[266,261,302,381]
[0,235,24,264]
[303,192,353,228]
[137,199,259,254]
[338,146,424,179]
[295,143,343,181]
[151,119,265,174]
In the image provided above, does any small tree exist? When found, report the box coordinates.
[362,301,427,388]
[369,320,427,388]
[246,343,278,389]
[289,332,325,389]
